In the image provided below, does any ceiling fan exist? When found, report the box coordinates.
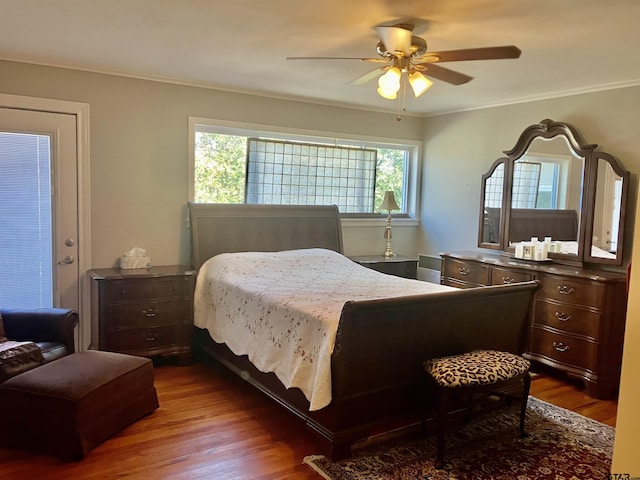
[287,23,521,100]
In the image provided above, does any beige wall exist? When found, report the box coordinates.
[0,60,424,266]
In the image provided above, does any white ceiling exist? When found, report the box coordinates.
[2,0,640,117]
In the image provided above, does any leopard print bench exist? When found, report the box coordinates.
[423,349,531,469]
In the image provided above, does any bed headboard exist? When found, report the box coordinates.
[188,203,344,269]
[508,208,579,242]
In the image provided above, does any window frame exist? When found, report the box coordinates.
[188,117,422,226]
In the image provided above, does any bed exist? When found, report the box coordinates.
[189,203,538,459]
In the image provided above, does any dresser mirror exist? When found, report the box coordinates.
[479,160,505,247]
[478,119,629,266]
[590,157,626,262]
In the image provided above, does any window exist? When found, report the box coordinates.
[189,118,421,218]
[484,162,504,209]
[245,138,378,213]
[512,162,541,208]
[520,152,572,209]
[0,132,53,308]
[535,162,560,208]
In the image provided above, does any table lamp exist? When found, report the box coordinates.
[379,191,400,258]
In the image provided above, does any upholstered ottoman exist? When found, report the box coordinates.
[0,350,159,461]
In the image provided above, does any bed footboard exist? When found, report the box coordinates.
[310,281,538,457]
[331,281,538,399]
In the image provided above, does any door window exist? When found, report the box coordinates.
[0,132,53,308]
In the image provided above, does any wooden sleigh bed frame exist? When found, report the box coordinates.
[188,203,538,459]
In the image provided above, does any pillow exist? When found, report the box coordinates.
[0,312,6,342]
[0,341,44,381]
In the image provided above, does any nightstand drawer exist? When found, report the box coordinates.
[350,255,418,279]
[106,299,190,329]
[371,260,417,278]
[105,277,189,301]
[104,324,192,353]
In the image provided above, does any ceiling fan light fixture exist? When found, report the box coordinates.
[288,23,522,109]
[377,67,401,99]
[408,71,433,97]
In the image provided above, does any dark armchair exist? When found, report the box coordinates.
[0,308,78,365]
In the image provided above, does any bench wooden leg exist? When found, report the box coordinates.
[520,372,531,438]
[435,388,449,469]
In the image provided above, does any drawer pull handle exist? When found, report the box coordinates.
[142,308,157,318]
[553,341,570,352]
[502,276,515,284]
[458,267,470,275]
[557,285,574,295]
[555,311,572,322]
[144,332,158,342]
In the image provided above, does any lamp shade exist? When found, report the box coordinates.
[377,67,401,99]
[408,71,433,97]
[379,191,400,211]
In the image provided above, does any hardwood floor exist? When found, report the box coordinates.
[0,359,617,479]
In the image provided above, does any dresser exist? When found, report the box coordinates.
[440,251,628,399]
[349,254,418,279]
[90,265,196,364]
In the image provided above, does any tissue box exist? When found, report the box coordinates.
[120,256,151,269]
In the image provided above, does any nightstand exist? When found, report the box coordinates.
[89,265,196,365]
[349,255,419,279]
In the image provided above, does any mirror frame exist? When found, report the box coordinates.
[478,158,507,250]
[478,119,629,266]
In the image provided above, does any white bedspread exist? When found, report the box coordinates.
[194,248,454,411]
[558,241,617,259]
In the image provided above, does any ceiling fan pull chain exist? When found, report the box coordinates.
[402,74,407,110]
[396,73,408,121]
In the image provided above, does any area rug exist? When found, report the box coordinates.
[304,397,614,479]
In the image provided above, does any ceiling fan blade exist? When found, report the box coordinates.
[351,67,386,85]
[287,56,388,63]
[424,45,521,63]
[416,63,473,85]
[376,25,413,56]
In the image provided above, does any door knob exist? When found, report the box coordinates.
[58,255,74,265]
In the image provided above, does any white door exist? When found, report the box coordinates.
[0,108,79,312]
